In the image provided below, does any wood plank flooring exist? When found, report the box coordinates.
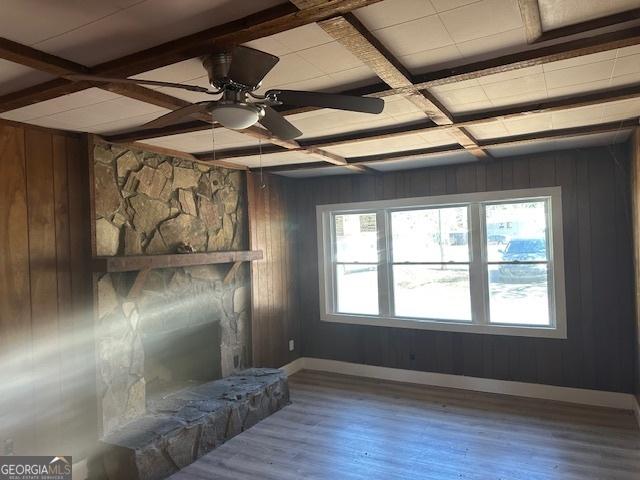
[171,370,640,480]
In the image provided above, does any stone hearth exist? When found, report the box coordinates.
[97,369,289,480]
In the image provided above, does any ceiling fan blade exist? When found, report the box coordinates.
[142,102,213,129]
[227,46,279,87]
[267,89,384,114]
[258,106,302,140]
[63,74,213,93]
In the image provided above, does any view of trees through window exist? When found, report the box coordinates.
[331,199,552,327]
[392,207,471,321]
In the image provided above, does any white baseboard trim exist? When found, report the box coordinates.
[280,357,636,411]
[279,357,305,377]
[633,395,640,429]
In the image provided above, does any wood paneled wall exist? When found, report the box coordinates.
[0,121,95,457]
[247,172,300,368]
[630,129,640,403]
[292,146,636,393]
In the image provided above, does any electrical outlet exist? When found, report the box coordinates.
[4,438,14,455]
[288,339,295,352]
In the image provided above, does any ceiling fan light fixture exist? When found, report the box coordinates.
[211,103,262,129]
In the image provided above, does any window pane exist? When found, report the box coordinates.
[336,264,378,315]
[488,265,550,325]
[334,213,378,262]
[485,201,548,262]
[392,207,469,262]
[393,265,471,320]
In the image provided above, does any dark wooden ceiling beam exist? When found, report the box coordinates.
[0,78,91,112]
[0,37,89,75]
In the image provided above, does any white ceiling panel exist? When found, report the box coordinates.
[140,128,259,153]
[544,59,616,90]
[321,127,457,158]
[290,112,400,139]
[355,0,436,30]
[0,88,120,122]
[2,0,285,65]
[365,150,478,172]
[48,96,168,133]
[225,151,319,169]
[438,0,523,44]
[0,61,55,96]
[277,165,356,177]
[282,94,428,139]
[538,0,640,30]
[487,129,633,158]
[453,27,527,62]
[488,90,549,109]
[465,120,511,140]
[370,15,454,58]
[355,0,528,77]
[429,79,493,113]
[399,45,464,74]
[467,97,640,142]
[430,0,479,13]
[294,41,365,74]
[550,104,606,129]
[89,111,170,135]
[0,0,142,46]
[244,23,334,57]
[323,133,432,157]
[543,50,617,72]
[131,59,209,85]
[502,113,554,136]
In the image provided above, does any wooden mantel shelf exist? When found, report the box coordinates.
[92,250,263,273]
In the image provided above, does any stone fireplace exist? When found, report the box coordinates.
[93,142,251,436]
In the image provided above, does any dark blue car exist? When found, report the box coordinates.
[497,237,547,283]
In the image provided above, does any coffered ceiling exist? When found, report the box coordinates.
[0,0,639,176]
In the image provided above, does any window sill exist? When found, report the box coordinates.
[321,312,567,339]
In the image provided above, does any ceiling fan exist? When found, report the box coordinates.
[65,46,385,140]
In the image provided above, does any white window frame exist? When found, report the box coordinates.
[317,187,567,339]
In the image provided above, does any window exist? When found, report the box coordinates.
[317,188,566,338]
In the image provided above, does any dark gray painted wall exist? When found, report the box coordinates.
[291,145,636,393]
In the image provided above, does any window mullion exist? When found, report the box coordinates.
[469,203,488,325]
[377,210,391,317]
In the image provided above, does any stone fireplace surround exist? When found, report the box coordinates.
[91,142,288,479]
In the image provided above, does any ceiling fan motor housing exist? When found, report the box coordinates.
[201,52,234,89]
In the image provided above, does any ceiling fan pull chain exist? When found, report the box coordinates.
[259,138,266,189]
[211,113,216,162]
